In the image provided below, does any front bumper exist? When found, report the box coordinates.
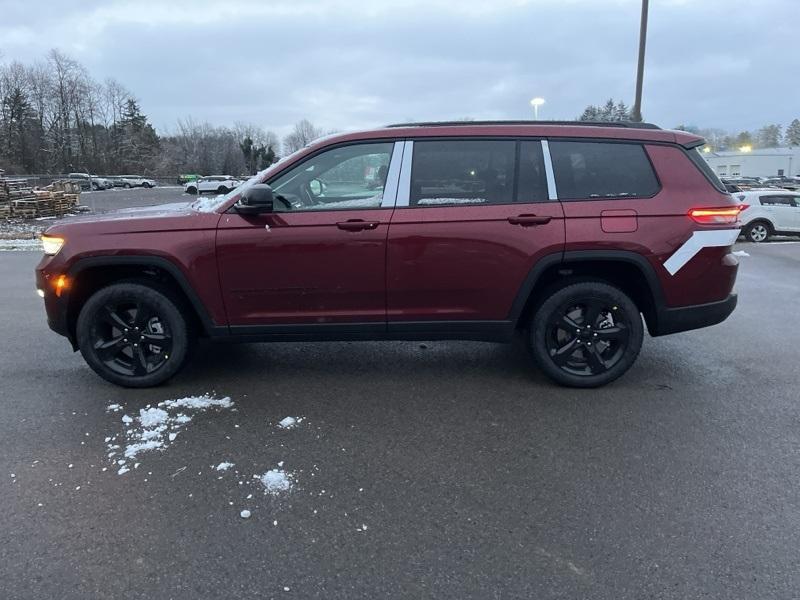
[650,293,737,337]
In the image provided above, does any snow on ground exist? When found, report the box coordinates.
[259,468,294,494]
[216,462,235,471]
[109,394,234,475]
[278,416,304,429]
[0,238,42,251]
[733,250,750,257]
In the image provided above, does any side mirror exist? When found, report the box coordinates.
[235,184,274,214]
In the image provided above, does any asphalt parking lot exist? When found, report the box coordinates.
[1,238,800,599]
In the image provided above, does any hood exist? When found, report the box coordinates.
[44,201,220,236]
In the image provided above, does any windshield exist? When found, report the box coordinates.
[190,146,313,213]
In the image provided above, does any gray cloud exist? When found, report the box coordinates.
[1,0,797,134]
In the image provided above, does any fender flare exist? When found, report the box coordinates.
[508,250,667,333]
[66,255,218,335]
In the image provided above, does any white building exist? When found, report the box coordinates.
[702,147,800,178]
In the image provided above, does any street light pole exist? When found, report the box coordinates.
[530,97,545,120]
[631,0,649,122]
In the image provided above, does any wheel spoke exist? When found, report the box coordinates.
[595,325,629,345]
[133,302,154,329]
[133,345,150,375]
[94,335,126,360]
[103,307,130,331]
[558,314,581,332]
[582,299,604,327]
[142,332,167,342]
[550,338,580,366]
[584,344,608,374]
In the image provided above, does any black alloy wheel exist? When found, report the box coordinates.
[77,283,189,387]
[529,281,643,387]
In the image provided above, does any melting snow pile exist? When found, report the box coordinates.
[107,394,233,475]
[278,416,304,429]
[260,469,293,494]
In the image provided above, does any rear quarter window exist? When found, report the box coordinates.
[549,141,660,200]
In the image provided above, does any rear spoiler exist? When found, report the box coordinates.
[680,137,706,150]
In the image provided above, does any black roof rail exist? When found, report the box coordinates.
[386,120,661,130]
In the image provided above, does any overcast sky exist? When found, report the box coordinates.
[0,0,797,136]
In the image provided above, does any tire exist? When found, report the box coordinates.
[76,283,189,388]
[217,186,229,194]
[528,281,644,388]
[142,182,152,189]
[744,221,770,243]
[123,182,131,189]
[186,186,197,195]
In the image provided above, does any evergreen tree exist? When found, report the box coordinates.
[785,119,800,146]
[578,99,631,122]
[756,124,782,148]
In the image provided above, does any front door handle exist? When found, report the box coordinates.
[336,219,380,231]
[508,214,552,226]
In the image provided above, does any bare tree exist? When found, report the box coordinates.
[282,119,325,155]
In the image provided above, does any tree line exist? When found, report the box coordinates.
[0,50,333,176]
[579,98,800,151]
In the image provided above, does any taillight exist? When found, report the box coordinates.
[688,206,744,224]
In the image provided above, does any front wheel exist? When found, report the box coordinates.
[76,283,189,387]
[528,281,644,388]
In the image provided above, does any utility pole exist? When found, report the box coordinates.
[631,0,649,122]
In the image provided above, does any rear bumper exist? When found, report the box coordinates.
[650,293,737,337]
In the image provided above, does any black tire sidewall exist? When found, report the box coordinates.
[76,283,189,388]
[529,281,644,388]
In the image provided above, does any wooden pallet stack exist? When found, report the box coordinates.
[0,177,81,219]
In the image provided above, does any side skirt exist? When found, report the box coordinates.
[214,320,516,344]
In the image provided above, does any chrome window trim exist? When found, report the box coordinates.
[541,140,558,200]
[395,140,414,208]
[380,140,406,208]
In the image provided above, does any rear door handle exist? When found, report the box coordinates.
[507,214,552,226]
[336,219,380,231]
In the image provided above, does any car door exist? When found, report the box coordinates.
[787,194,800,230]
[760,195,796,231]
[216,140,402,330]
[385,139,564,333]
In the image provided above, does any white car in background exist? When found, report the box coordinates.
[119,175,157,188]
[184,175,243,195]
[735,190,800,242]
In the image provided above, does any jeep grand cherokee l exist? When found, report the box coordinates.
[36,121,742,388]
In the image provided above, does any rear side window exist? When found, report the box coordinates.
[760,195,796,206]
[410,140,515,206]
[549,141,659,200]
[686,147,728,193]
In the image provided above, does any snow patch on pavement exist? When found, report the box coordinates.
[260,468,294,494]
[732,250,750,257]
[278,416,304,429]
[0,238,42,251]
[109,394,234,475]
[216,461,234,471]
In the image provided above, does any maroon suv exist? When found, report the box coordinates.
[36,121,742,388]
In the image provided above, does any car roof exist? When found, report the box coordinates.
[310,121,703,148]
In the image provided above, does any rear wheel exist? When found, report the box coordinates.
[186,186,198,195]
[217,186,229,194]
[744,221,770,243]
[528,281,643,388]
[76,283,189,387]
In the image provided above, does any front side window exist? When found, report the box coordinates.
[410,140,515,206]
[268,142,393,211]
[550,141,660,200]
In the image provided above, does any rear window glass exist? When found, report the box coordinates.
[686,147,728,193]
[549,141,660,200]
[410,140,515,206]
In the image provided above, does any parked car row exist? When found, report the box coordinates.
[722,176,800,193]
[64,173,158,190]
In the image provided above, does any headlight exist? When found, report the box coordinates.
[41,235,65,256]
